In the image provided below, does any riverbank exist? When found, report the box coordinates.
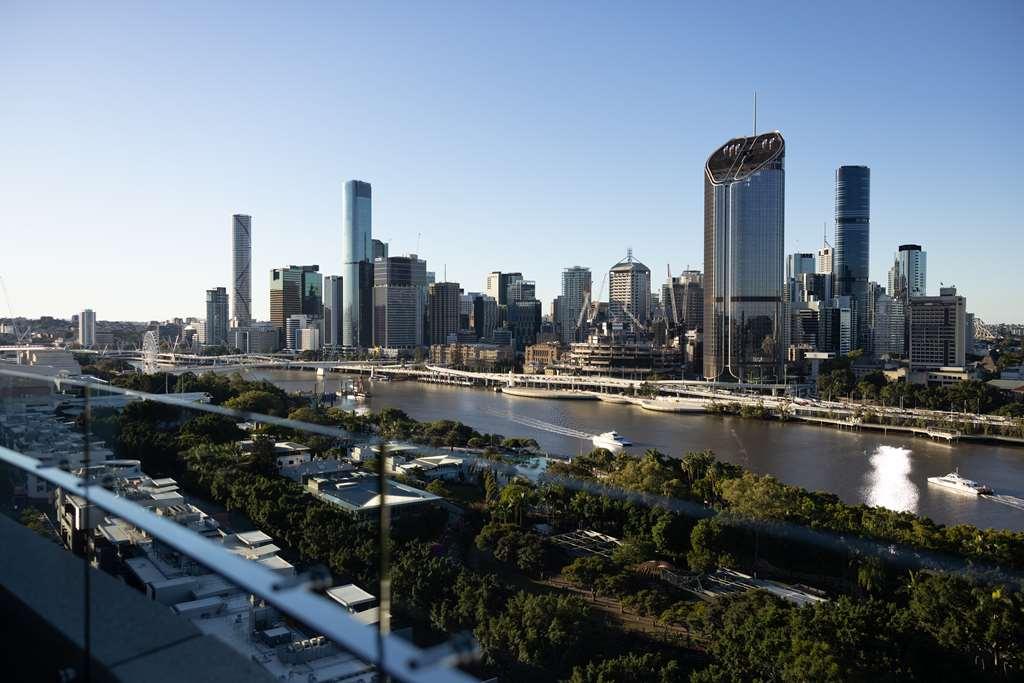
[244,369,1024,531]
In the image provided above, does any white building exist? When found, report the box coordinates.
[79,308,96,347]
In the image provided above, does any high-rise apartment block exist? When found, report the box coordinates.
[703,131,785,382]
[232,214,252,325]
[559,266,591,344]
[342,180,373,347]
[78,309,96,347]
[205,287,229,346]
[608,250,651,327]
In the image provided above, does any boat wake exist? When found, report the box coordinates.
[985,494,1024,511]
[481,409,594,440]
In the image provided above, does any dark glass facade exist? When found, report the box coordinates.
[703,132,785,382]
[342,180,373,347]
[834,165,870,350]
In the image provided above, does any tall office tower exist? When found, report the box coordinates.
[270,266,320,345]
[816,243,834,275]
[785,253,816,303]
[703,132,785,382]
[609,250,652,327]
[888,243,926,357]
[231,214,252,325]
[909,286,966,371]
[559,266,591,344]
[204,287,229,346]
[508,299,542,349]
[373,255,427,349]
[342,180,373,347]
[834,166,870,350]
[322,275,343,348]
[78,309,96,347]
[469,293,498,340]
[871,293,904,358]
[372,239,389,261]
[484,271,523,307]
[888,244,927,301]
[428,282,461,345]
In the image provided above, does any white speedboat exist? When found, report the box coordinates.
[592,431,632,453]
[927,469,992,496]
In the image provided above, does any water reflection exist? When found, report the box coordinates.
[863,445,918,513]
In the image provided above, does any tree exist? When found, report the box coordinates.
[563,555,614,597]
[476,592,599,678]
[569,652,683,682]
[425,479,450,497]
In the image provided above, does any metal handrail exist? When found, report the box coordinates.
[0,444,477,683]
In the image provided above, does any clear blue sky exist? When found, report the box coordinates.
[2,1,1021,323]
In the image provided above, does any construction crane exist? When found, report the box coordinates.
[666,264,679,327]
[0,275,31,344]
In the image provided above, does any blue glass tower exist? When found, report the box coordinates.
[342,180,373,347]
[834,165,870,350]
[703,131,785,382]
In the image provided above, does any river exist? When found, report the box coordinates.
[244,370,1024,532]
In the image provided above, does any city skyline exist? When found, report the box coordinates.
[2,3,1022,323]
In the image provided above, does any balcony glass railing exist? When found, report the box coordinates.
[0,365,479,682]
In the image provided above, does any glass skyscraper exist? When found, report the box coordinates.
[703,131,785,382]
[231,214,252,325]
[342,180,373,347]
[834,165,870,349]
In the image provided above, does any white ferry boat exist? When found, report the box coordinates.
[592,431,632,453]
[926,469,993,496]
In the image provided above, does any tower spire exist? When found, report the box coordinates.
[753,91,757,136]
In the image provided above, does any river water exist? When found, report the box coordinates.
[245,370,1024,532]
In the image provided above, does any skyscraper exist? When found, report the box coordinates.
[888,244,927,301]
[663,270,704,331]
[834,165,870,350]
[373,255,427,349]
[609,250,651,327]
[322,275,343,348]
[909,286,966,371]
[205,287,229,347]
[342,180,373,347]
[785,253,816,303]
[232,214,252,325]
[79,309,96,347]
[270,265,320,346]
[816,243,833,275]
[703,131,785,382]
[428,282,461,345]
[559,266,591,344]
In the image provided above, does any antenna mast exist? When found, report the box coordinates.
[753,91,757,136]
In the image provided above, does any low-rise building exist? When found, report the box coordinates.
[429,343,512,372]
[524,342,562,374]
[307,472,440,520]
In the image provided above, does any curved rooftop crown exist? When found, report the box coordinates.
[705,131,785,185]
[610,255,650,273]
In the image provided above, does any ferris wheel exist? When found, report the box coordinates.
[142,330,160,374]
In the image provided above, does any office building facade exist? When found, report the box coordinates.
[834,166,870,349]
[373,256,427,349]
[232,214,252,325]
[909,286,966,371]
[428,282,461,345]
[205,287,229,347]
[785,253,816,303]
[889,244,927,301]
[342,180,373,347]
[322,275,343,348]
[270,265,321,346]
[703,131,785,382]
